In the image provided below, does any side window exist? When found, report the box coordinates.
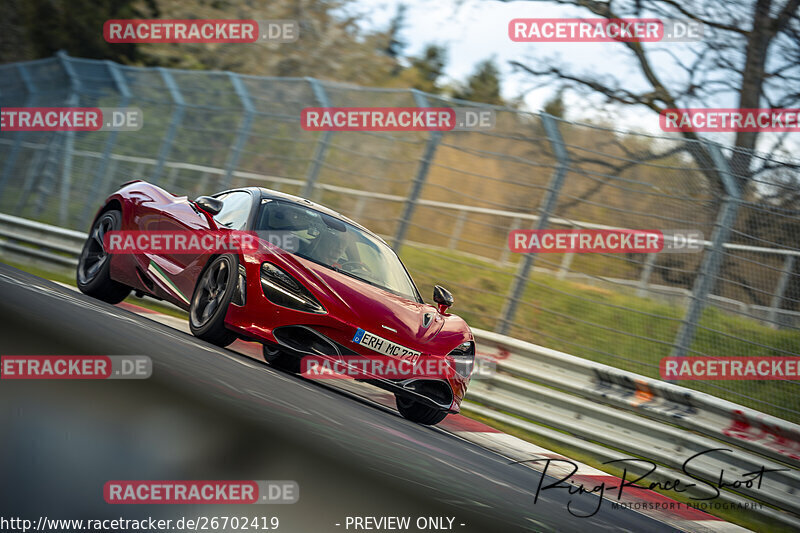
[214,191,253,230]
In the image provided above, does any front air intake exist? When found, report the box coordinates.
[399,379,453,409]
[272,326,340,356]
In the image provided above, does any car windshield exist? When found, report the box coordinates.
[255,199,420,301]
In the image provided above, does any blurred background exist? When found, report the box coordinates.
[0,0,798,422]
[0,287,504,532]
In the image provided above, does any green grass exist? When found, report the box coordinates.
[400,245,800,423]
[4,245,799,421]
[3,254,796,528]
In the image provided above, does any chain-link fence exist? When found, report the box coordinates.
[1,52,798,421]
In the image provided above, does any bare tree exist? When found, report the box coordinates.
[507,0,800,194]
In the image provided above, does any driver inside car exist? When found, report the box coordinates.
[312,229,349,268]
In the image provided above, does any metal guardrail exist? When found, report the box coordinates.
[467,329,800,527]
[2,53,798,423]
[0,212,84,266]
[1,212,799,527]
[4,139,799,332]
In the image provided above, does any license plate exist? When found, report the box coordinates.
[352,328,421,362]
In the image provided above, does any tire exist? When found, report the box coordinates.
[76,209,131,304]
[395,395,448,425]
[189,254,238,347]
[262,344,301,373]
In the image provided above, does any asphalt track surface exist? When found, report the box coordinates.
[0,263,685,533]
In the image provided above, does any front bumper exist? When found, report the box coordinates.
[222,259,469,412]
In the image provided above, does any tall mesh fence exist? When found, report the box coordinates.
[1,53,798,421]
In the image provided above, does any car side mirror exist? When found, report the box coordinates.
[433,285,454,314]
[194,196,223,216]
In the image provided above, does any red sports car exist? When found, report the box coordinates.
[76,181,474,424]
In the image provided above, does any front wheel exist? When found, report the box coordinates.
[76,209,131,304]
[189,254,238,347]
[395,395,448,425]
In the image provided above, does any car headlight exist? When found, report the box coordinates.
[260,262,326,314]
[448,341,475,378]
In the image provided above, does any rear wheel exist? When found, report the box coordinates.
[189,254,238,347]
[395,395,448,425]
[76,209,131,304]
[262,344,301,373]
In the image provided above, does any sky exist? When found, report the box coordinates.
[349,0,800,154]
[353,0,678,132]
[346,0,800,158]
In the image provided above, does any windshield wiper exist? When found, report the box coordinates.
[331,264,371,284]
[330,264,393,293]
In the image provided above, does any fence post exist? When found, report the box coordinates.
[152,67,185,183]
[16,146,45,212]
[302,78,332,199]
[353,195,367,220]
[197,171,211,195]
[670,142,741,358]
[47,51,79,221]
[496,113,569,335]
[767,254,795,327]
[58,127,75,225]
[18,134,61,214]
[393,90,441,253]
[498,216,521,266]
[164,166,179,190]
[448,208,468,250]
[82,61,131,228]
[557,252,574,280]
[0,63,37,198]
[221,73,255,190]
[636,252,657,298]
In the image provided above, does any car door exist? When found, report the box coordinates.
[149,191,254,308]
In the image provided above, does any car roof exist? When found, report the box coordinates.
[238,187,388,246]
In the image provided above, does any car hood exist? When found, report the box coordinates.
[295,257,449,346]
